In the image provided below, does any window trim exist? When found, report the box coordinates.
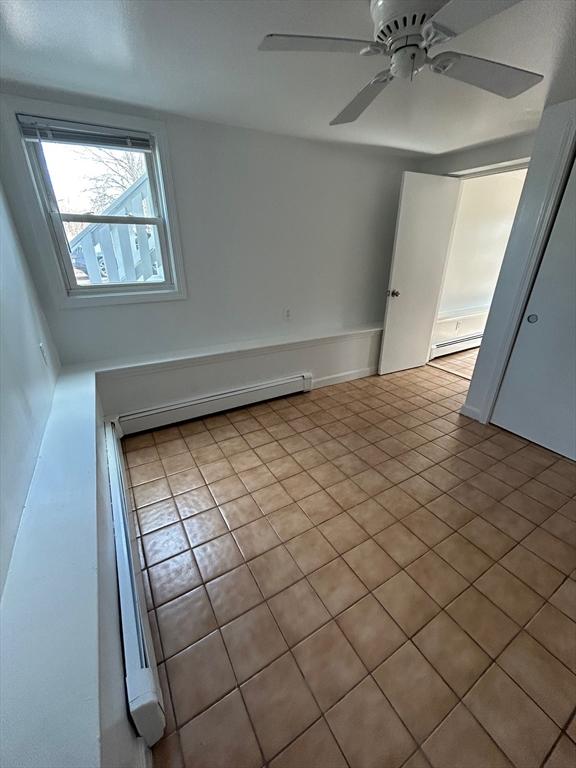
[23,118,176,297]
[8,101,186,308]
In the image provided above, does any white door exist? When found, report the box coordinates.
[491,160,576,459]
[379,172,461,374]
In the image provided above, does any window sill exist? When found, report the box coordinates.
[58,282,187,309]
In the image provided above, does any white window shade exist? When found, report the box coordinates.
[17,114,153,151]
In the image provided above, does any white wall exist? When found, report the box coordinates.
[0,183,59,594]
[0,90,416,367]
[437,169,527,319]
[0,178,140,767]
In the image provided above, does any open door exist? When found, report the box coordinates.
[379,172,461,374]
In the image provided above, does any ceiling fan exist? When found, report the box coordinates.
[259,0,543,125]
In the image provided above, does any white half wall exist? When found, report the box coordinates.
[0,89,416,367]
[97,327,382,423]
[0,372,101,768]
[0,182,59,594]
[0,372,144,768]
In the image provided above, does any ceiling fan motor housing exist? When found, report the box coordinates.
[390,45,427,78]
[369,0,447,47]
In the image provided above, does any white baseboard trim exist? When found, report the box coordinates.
[313,366,378,388]
[118,374,312,435]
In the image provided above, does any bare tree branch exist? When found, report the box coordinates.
[76,147,146,213]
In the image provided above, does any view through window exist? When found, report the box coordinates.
[42,142,164,287]
[19,115,175,294]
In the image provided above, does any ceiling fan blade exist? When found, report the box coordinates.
[259,34,384,54]
[330,72,393,125]
[423,0,521,46]
[430,52,543,98]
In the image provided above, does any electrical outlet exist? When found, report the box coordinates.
[283,308,292,321]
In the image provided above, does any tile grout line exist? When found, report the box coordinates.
[148,474,574,690]
[124,366,575,767]
[135,456,571,581]
[147,479,573,677]
[156,532,575,730]
[170,552,270,767]
[155,544,558,767]
[538,702,576,768]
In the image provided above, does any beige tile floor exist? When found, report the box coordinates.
[123,364,576,768]
[428,348,479,380]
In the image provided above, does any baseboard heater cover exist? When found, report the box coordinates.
[430,333,483,359]
[118,373,312,435]
[105,422,165,747]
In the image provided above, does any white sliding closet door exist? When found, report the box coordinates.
[491,160,576,459]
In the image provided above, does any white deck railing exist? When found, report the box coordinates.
[69,177,162,285]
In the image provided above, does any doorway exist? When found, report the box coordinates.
[428,168,527,380]
[379,166,528,380]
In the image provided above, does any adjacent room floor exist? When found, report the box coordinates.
[428,348,479,380]
[124,364,576,768]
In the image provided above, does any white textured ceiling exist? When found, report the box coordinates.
[0,0,574,153]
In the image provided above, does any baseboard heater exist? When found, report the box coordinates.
[118,373,312,435]
[430,333,483,360]
[105,422,166,748]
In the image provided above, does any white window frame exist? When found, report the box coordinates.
[10,103,186,308]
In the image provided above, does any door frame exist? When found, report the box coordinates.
[428,163,529,363]
[381,163,530,377]
[449,159,530,181]
[462,99,576,424]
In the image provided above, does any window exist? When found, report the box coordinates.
[18,114,182,299]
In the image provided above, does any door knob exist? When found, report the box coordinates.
[390,289,400,297]
[527,314,538,323]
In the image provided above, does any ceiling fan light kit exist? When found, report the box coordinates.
[259,0,544,124]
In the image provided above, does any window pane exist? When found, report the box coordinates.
[42,141,154,216]
[66,221,164,287]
